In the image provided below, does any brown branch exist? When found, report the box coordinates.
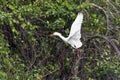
[101,37,120,56]
[68,53,81,80]
[83,9,90,21]
[107,0,119,13]
[90,3,109,33]
[115,0,120,7]
[109,39,120,56]
[84,35,120,56]
[42,68,59,78]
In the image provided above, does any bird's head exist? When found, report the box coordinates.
[49,32,61,37]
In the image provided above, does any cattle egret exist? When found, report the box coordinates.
[49,13,83,57]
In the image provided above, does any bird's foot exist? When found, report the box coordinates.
[75,48,81,58]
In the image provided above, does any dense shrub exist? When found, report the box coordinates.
[0,0,120,79]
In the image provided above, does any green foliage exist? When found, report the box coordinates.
[0,33,10,80]
[0,0,120,80]
[0,71,7,80]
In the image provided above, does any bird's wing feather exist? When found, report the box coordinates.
[68,13,83,40]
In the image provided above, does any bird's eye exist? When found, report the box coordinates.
[74,45,76,48]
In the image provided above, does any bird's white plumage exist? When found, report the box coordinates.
[52,13,83,48]
[68,13,83,39]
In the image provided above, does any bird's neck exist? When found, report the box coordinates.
[57,33,67,42]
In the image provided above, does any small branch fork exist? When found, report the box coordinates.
[90,3,109,31]
[85,35,120,56]
[68,49,82,80]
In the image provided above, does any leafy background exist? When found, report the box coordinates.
[0,0,120,80]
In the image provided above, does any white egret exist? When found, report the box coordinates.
[49,13,83,57]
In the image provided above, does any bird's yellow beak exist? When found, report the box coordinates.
[49,34,55,37]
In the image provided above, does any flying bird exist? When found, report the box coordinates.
[49,13,83,57]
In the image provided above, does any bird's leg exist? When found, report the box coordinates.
[75,48,80,58]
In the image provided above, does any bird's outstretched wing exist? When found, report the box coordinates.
[68,13,83,40]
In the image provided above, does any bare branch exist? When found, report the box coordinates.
[84,35,120,56]
[90,3,109,32]
[42,68,59,78]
